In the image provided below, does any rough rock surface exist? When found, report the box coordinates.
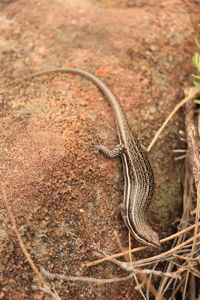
[0,0,199,299]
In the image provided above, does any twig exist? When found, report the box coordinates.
[124,233,200,268]
[86,222,200,267]
[174,154,187,161]
[103,257,178,279]
[0,183,61,300]
[172,149,187,153]
[113,233,165,300]
[40,265,177,285]
[168,277,186,300]
[172,254,199,262]
[41,267,135,283]
[113,231,147,300]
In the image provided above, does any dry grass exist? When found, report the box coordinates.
[85,87,200,299]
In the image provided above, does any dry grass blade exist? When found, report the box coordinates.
[114,231,147,300]
[157,157,193,296]
[157,89,200,298]
[147,87,199,152]
[113,231,163,300]
[85,222,200,268]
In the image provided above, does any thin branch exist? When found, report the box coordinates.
[41,267,135,283]
[102,257,178,279]
[41,265,177,286]
[0,183,61,300]
[86,222,200,268]
[113,231,148,300]
[125,233,200,268]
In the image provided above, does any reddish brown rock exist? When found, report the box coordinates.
[0,0,199,299]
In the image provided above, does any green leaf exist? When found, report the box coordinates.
[194,99,200,104]
[193,81,200,90]
[194,53,200,65]
[192,53,200,71]
[192,74,200,79]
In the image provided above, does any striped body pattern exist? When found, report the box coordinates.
[121,129,159,247]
